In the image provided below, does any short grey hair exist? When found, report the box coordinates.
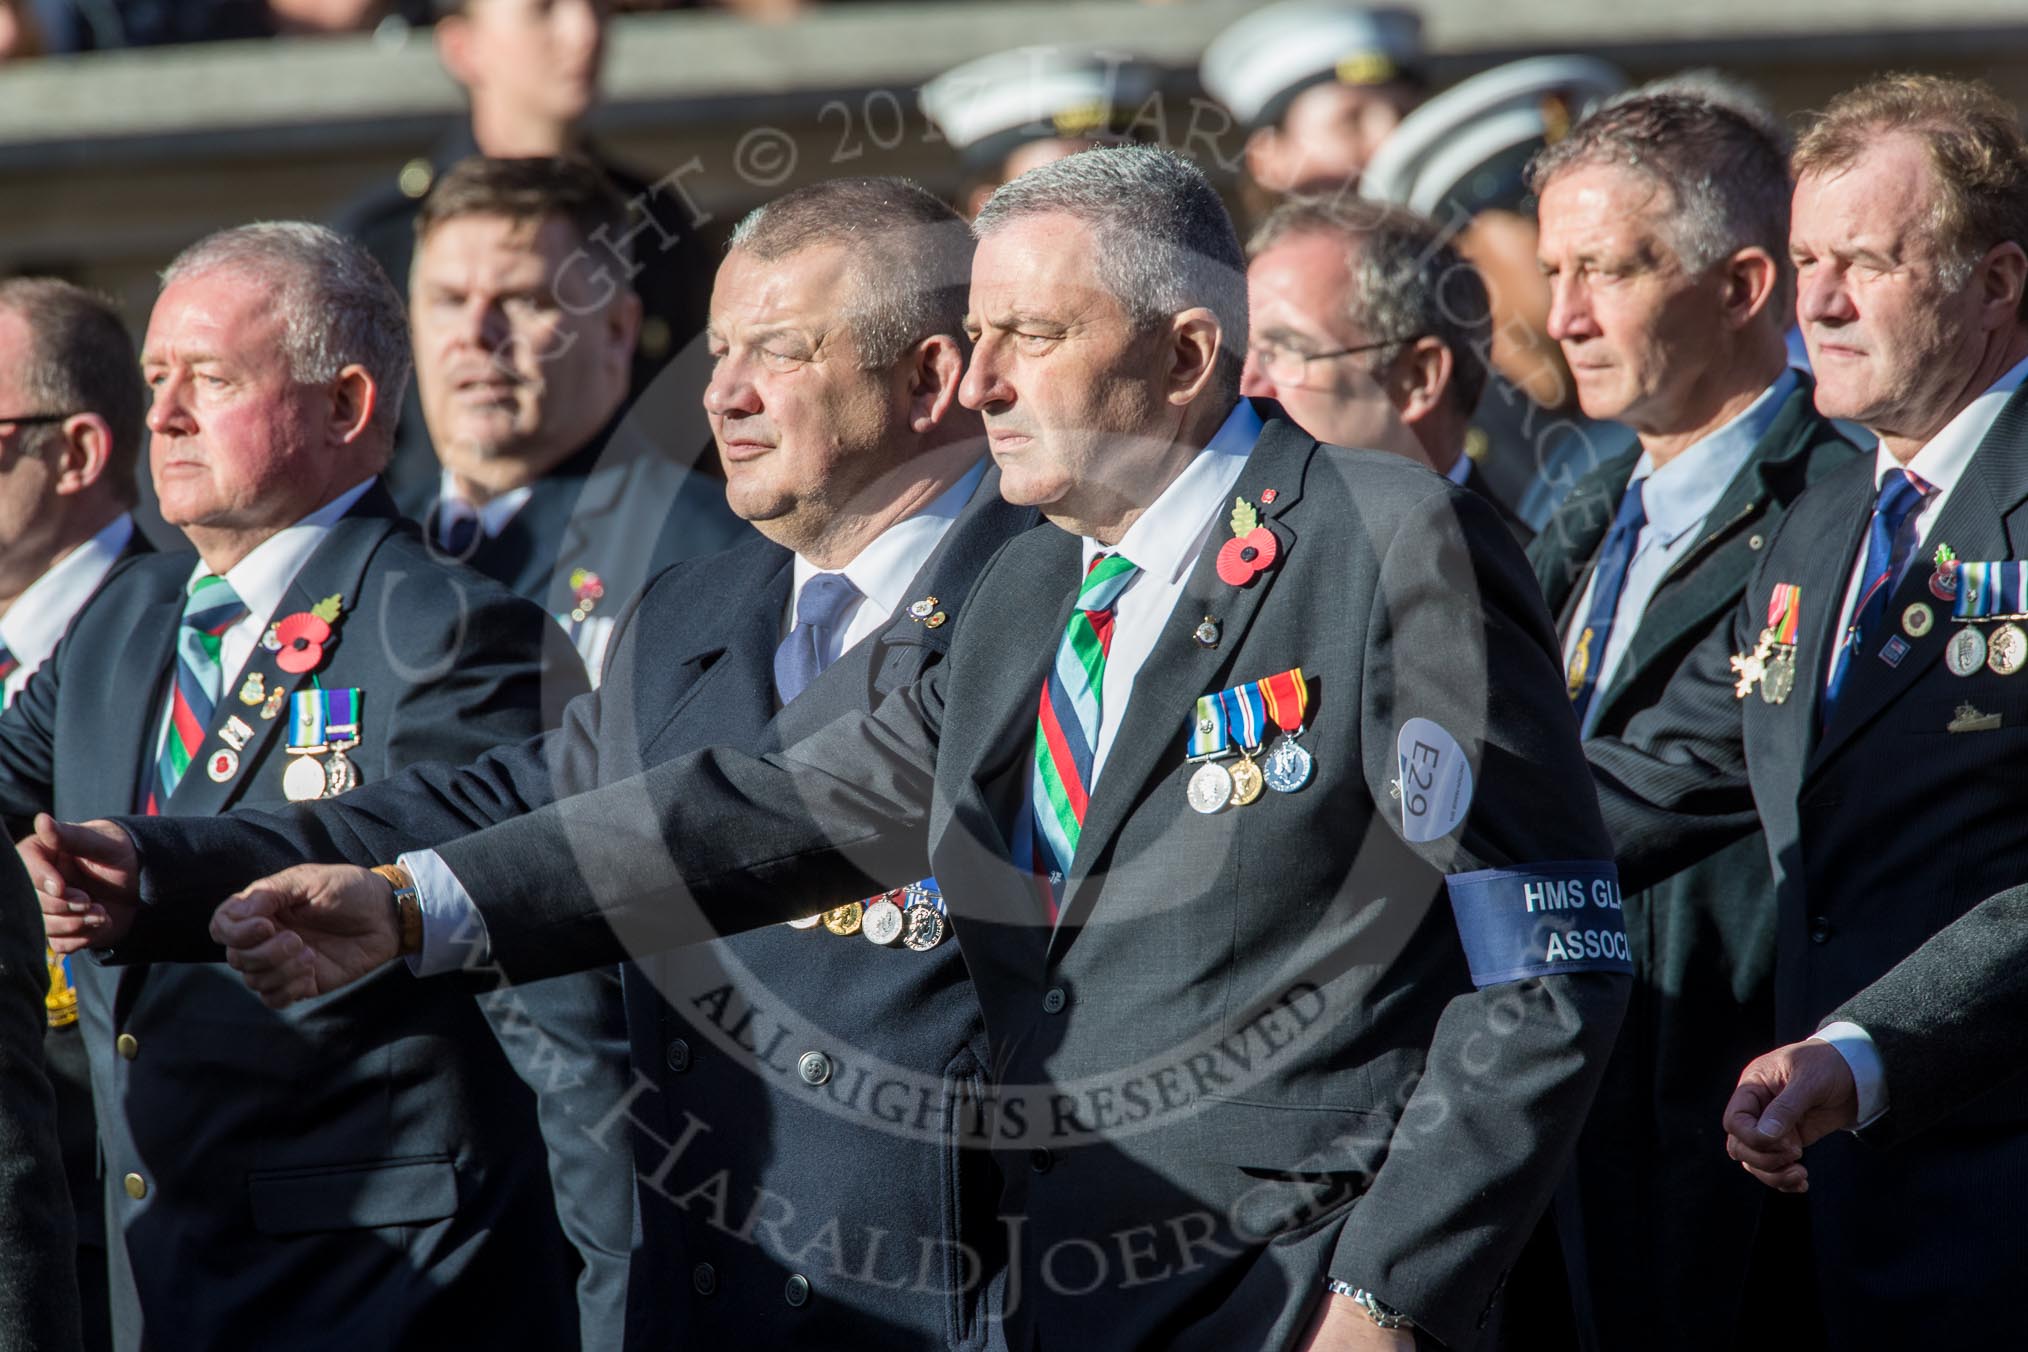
[1623,69,1791,156]
[973,146,1248,400]
[1527,92,1793,322]
[161,222,412,441]
[1249,198,1493,417]
[728,177,973,369]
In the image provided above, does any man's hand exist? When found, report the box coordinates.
[1296,1293,1415,1352]
[1723,1038,1860,1193]
[24,815,141,954]
[209,864,402,1009]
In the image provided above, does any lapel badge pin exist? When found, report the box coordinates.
[206,749,240,783]
[1260,488,1278,505]
[565,568,606,625]
[1902,603,1934,639]
[1948,702,2003,734]
[1930,543,1961,602]
[1193,616,1221,648]
[1879,635,1911,668]
[260,686,288,721]
[238,671,266,707]
[908,596,939,621]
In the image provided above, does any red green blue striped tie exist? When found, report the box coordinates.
[147,573,247,814]
[1031,552,1140,919]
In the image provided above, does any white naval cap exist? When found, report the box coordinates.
[1359,55,1626,218]
[1199,2,1425,130]
[921,46,1159,174]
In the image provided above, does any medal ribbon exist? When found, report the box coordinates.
[288,690,327,750]
[1766,584,1801,644]
[324,687,362,743]
[1259,667,1309,734]
[1955,561,2028,619]
[905,878,947,916]
[1220,683,1267,752]
[1189,693,1229,758]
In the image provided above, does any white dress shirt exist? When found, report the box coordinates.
[1816,355,2028,1130]
[149,479,376,772]
[1561,371,1797,735]
[0,513,134,707]
[434,470,534,552]
[404,460,991,975]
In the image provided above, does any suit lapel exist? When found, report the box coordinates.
[1809,386,2028,770]
[1049,421,1314,955]
[113,582,187,816]
[640,550,790,762]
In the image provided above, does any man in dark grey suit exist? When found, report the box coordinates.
[1240,197,1534,544]
[56,148,1630,1352]
[1555,76,2028,1345]
[40,177,1036,1351]
[2,223,592,1352]
[1521,94,1859,1349]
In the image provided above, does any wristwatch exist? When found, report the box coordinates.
[370,864,424,957]
[1325,1278,1415,1330]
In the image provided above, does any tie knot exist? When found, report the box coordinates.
[1078,552,1140,613]
[794,572,861,633]
[1878,468,1930,525]
[1613,478,1648,533]
[182,574,247,633]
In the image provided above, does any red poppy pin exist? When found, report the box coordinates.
[1215,497,1278,586]
[270,594,344,674]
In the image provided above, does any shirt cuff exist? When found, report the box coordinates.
[397,849,492,977]
[1815,1021,1888,1129]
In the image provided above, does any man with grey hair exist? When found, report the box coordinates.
[64,148,1626,1352]
[1519,92,1857,1349]
[1241,197,1533,543]
[0,221,594,1351]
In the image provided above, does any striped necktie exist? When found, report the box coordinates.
[1029,552,1140,921]
[1824,468,1930,722]
[147,573,247,813]
[0,641,17,693]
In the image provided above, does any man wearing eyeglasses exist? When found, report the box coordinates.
[0,277,152,1352]
[1241,196,1534,544]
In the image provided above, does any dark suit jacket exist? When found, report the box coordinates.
[0,847,83,1352]
[1526,380,1857,1348]
[1830,883,2028,1148]
[285,410,1632,1350]
[1586,380,2028,1344]
[119,472,1038,1349]
[0,484,587,1352]
[1463,459,1534,547]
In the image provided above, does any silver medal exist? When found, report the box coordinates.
[862,898,905,945]
[785,913,822,930]
[1947,626,1989,677]
[1186,760,1234,814]
[1262,734,1314,793]
[901,904,946,951]
[323,746,358,796]
[1988,622,2027,676]
[283,754,328,802]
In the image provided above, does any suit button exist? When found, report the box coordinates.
[784,1274,810,1307]
[665,1039,691,1074]
[692,1262,716,1296]
[1809,917,1832,944]
[798,1052,832,1086]
[1042,986,1067,1015]
[116,1034,139,1061]
[1029,1148,1053,1174]
[123,1173,146,1200]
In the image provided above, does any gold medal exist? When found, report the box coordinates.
[1228,753,1264,806]
[821,902,864,936]
[283,753,328,802]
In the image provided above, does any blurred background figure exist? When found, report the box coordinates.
[1358,54,1632,527]
[1199,0,1425,204]
[1242,196,1533,542]
[334,0,714,505]
[921,44,1159,218]
[407,154,743,678]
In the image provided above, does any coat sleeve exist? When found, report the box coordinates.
[0,850,83,1351]
[1328,485,1631,1350]
[0,632,66,838]
[1835,881,2028,1149]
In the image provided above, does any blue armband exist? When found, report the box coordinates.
[1444,862,1632,988]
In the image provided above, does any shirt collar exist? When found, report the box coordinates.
[1444,452,1473,487]
[0,513,134,668]
[1877,353,2028,496]
[792,458,988,624]
[1632,369,1798,546]
[438,469,535,542]
[1081,399,1264,582]
[189,479,377,627]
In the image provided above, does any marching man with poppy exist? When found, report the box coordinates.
[0,224,595,1352]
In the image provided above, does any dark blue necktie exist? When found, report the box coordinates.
[772,572,861,706]
[1568,478,1648,728]
[1824,468,1930,720]
[439,508,481,559]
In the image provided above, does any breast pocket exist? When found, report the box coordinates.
[248,1156,459,1236]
